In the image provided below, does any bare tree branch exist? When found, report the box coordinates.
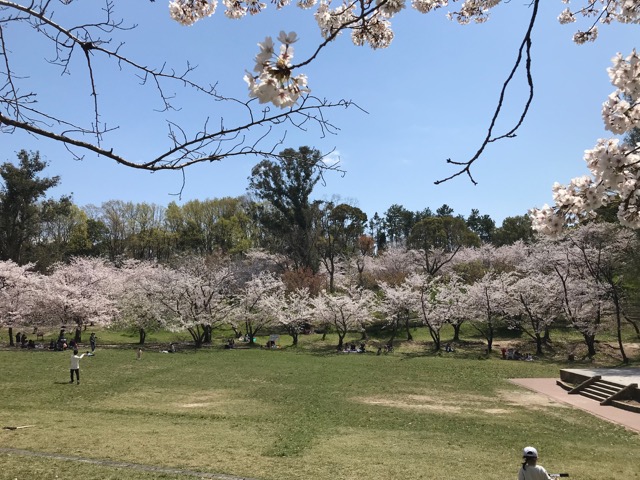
[434,0,540,186]
[0,1,356,171]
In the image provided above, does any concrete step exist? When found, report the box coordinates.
[580,380,624,403]
[598,379,626,390]
[580,389,609,402]
[587,382,621,397]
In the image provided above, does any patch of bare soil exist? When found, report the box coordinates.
[354,392,521,416]
[355,396,462,413]
[482,408,511,414]
[174,390,232,409]
[605,342,640,356]
[497,389,568,410]
[354,388,568,416]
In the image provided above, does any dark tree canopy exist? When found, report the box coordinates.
[383,204,415,246]
[0,150,59,263]
[492,215,535,246]
[466,208,496,243]
[318,202,368,292]
[248,147,326,271]
[408,216,480,254]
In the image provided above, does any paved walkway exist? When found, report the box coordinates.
[510,377,640,434]
[561,368,640,386]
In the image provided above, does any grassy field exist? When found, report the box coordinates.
[0,329,639,480]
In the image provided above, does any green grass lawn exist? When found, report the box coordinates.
[0,332,639,480]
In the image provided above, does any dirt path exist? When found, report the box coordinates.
[0,447,257,479]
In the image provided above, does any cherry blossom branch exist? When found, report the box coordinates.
[0,1,357,171]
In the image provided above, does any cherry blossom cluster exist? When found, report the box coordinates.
[169,0,218,26]
[167,1,636,107]
[558,1,640,44]
[243,32,310,108]
[531,49,640,235]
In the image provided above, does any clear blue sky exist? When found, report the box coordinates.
[2,1,637,224]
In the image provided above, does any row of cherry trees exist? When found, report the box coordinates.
[1,221,638,360]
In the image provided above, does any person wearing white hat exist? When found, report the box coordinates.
[518,446,551,480]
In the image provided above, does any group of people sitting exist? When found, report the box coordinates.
[14,332,36,349]
[376,344,394,355]
[501,348,534,361]
[49,331,78,351]
[342,342,366,353]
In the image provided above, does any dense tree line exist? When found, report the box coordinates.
[5,147,639,361]
[1,149,535,271]
[2,223,639,362]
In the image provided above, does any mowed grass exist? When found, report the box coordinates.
[0,339,639,480]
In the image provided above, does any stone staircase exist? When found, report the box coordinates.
[557,374,640,413]
[578,379,624,403]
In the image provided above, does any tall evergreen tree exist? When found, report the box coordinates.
[0,151,59,264]
[248,147,325,271]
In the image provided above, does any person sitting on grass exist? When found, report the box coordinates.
[518,446,551,480]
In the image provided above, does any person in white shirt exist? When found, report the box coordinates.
[518,446,551,480]
[69,349,86,385]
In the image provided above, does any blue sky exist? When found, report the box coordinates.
[2,1,637,224]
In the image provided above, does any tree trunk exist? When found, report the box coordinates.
[404,314,413,341]
[360,328,368,341]
[8,327,14,347]
[535,334,543,356]
[139,327,146,345]
[328,263,335,294]
[202,324,212,344]
[428,325,441,351]
[543,325,551,344]
[613,296,628,364]
[583,332,597,357]
[387,316,399,348]
[74,326,82,344]
[487,324,494,352]
[247,326,257,346]
[187,326,203,348]
[452,323,461,342]
[245,321,255,345]
[231,325,241,338]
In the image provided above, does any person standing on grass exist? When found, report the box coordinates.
[69,349,86,385]
[89,332,96,352]
[518,446,551,480]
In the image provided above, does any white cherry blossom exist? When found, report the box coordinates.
[244,33,310,108]
[169,0,217,26]
[169,0,637,108]
[532,49,640,233]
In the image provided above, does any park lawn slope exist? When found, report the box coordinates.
[0,347,638,480]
